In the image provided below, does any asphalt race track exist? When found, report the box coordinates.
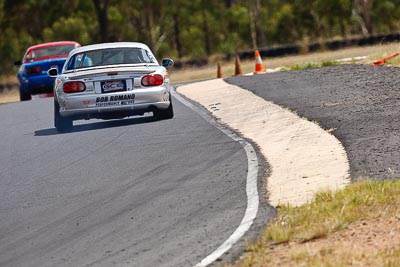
[227,64,400,181]
[0,97,273,267]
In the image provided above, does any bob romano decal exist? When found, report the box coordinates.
[95,94,135,107]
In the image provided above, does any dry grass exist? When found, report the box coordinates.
[0,75,17,84]
[225,180,400,267]
[0,75,19,104]
[0,90,19,104]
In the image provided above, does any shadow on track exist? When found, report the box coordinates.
[34,114,157,136]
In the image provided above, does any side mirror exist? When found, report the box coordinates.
[161,58,174,68]
[47,68,58,77]
[14,60,22,66]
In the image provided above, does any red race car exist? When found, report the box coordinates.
[14,41,81,101]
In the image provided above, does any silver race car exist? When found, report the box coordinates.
[48,42,174,132]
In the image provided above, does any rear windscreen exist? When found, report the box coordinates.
[66,47,157,70]
[25,45,76,61]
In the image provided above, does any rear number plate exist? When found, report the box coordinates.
[101,80,126,93]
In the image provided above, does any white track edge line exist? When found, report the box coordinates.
[171,88,260,267]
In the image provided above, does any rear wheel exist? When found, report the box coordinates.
[54,100,73,132]
[153,98,174,120]
[19,87,31,101]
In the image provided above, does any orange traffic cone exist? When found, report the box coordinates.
[234,55,243,76]
[217,63,223,78]
[253,50,266,74]
[371,59,385,66]
[371,52,399,66]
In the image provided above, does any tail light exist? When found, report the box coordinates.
[26,66,41,75]
[141,74,164,86]
[63,81,86,93]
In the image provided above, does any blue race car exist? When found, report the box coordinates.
[14,41,80,101]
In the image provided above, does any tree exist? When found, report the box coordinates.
[247,0,266,48]
[313,0,352,37]
[92,0,109,42]
[201,0,211,56]
[1,0,400,76]
[352,0,373,35]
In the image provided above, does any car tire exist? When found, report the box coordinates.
[153,98,174,120]
[19,87,31,101]
[54,100,73,132]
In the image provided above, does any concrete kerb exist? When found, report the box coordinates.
[177,78,350,207]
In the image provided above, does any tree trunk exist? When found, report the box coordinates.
[173,13,183,58]
[361,0,373,34]
[92,0,109,42]
[225,0,233,8]
[352,0,373,35]
[255,0,266,46]
[144,4,155,49]
[202,9,211,56]
[248,1,257,50]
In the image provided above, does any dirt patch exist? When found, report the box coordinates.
[0,83,19,104]
[252,215,400,266]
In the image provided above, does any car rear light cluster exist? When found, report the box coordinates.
[141,74,164,86]
[26,66,41,75]
[63,81,86,93]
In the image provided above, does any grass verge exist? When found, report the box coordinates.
[225,179,400,267]
[284,60,341,71]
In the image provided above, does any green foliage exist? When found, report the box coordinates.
[285,60,340,71]
[1,0,400,75]
[42,17,93,45]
